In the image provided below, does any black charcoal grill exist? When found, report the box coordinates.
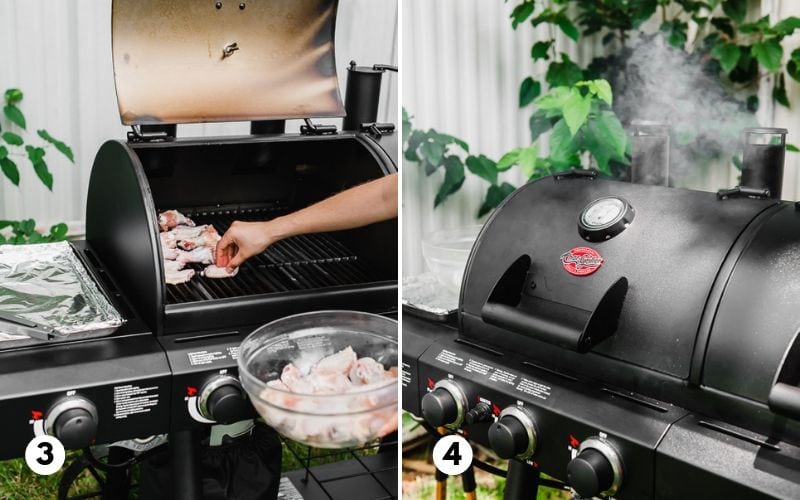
[404,161,800,498]
[0,1,398,499]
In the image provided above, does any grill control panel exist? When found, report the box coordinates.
[408,328,687,499]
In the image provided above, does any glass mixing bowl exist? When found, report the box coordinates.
[238,310,397,448]
[421,225,482,292]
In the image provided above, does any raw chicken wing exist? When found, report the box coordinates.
[312,346,357,375]
[165,268,195,285]
[164,260,185,274]
[202,265,239,279]
[158,209,194,232]
[177,247,214,265]
[178,225,221,250]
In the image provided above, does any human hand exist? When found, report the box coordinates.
[215,221,277,269]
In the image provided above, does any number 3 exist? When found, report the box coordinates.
[37,442,54,466]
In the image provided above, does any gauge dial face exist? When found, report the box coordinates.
[580,197,626,229]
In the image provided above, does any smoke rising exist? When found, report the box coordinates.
[602,34,758,187]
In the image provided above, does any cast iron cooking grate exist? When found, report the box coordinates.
[164,208,376,304]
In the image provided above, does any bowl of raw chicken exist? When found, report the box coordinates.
[238,311,397,449]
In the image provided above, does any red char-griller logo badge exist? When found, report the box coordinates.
[561,247,604,276]
[186,386,198,397]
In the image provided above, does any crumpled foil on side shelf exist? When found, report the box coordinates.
[0,242,124,343]
[402,273,459,320]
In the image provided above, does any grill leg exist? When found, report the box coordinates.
[461,464,477,500]
[170,430,202,500]
[503,459,540,500]
[101,446,134,500]
[435,468,448,500]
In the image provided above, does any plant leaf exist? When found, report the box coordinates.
[404,130,426,162]
[510,1,534,29]
[37,130,74,162]
[562,89,591,136]
[4,89,23,105]
[497,149,521,171]
[787,143,800,153]
[752,40,783,73]
[531,41,552,61]
[3,104,26,129]
[773,73,790,108]
[548,119,580,167]
[0,145,6,160]
[434,156,465,207]
[419,140,445,166]
[773,16,800,36]
[787,48,800,82]
[722,0,746,24]
[478,182,516,218]
[529,111,555,141]
[49,223,69,241]
[26,145,52,190]
[1,131,23,146]
[585,79,613,106]
[712,42,741,73]
[710,17,735,38]
[534,86,572,110]
[0,157,19,186]
[465,154,498,185]
[582,111,630,172]
[545,54,584,87]
[518,145,539,178]
[661,20,688,48]
[519,77,542,107]
[556,14,580,41]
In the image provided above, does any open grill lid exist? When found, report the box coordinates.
[111,0,345,125]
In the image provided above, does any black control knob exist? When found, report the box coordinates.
[488,416,528,458]
[487,407,537,459]
[198,375,250,424]
[54,408,97,449]
[420,380,467,428]
[207,384,250,423]
[45,396,99,450]
[567,438,623,498]
[421,388,458,427]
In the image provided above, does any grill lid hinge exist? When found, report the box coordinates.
[553,168,598,181]
[127,125,176,143]
[300,119,337,136]
[359,122,396,138]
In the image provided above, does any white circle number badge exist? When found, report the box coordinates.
[432,434,473,476]
[25,435,66,476]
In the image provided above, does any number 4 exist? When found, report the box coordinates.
[444,441,462,466]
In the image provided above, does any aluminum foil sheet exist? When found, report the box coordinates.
[402,273,459,320]
[0,242,124,344]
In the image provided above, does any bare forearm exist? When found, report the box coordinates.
[268,173,398,239]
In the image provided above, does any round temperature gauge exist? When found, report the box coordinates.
[578,197,634,241]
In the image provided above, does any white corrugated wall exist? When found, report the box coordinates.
[403,0,800,276]
[0,0,398,235]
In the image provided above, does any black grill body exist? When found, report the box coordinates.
[86,131,397,435]
[403,174,800,498]
[87,133,397,337]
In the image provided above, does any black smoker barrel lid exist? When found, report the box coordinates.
[111,0,345,125]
